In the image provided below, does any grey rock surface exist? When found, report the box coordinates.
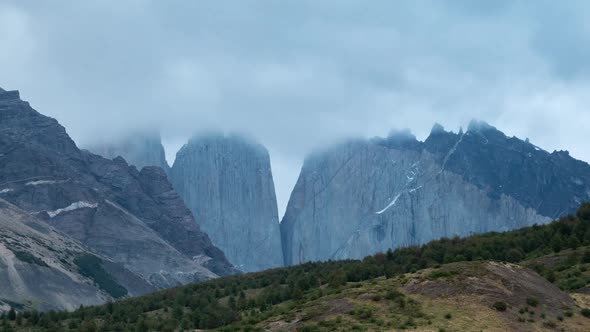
[281,123,590,265]
[0,198,153,312]
[170,134,283,272]
[0,87,236,294]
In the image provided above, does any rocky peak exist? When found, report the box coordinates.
[184,132,269,156]
[0,89,79,157]
[170,133,283,272]
[0,86,236,290]
[429,122,447,135]
[86,131,170,173]
[424,126,460,158]
[374,129,422,151]
[0,88,19,101]
[438,123,590,218]
[281,120,590,266]
[467,119,496,133]
[465,119,507,144]
[138,166,174,197]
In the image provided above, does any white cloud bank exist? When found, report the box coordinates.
[1,0,590,215]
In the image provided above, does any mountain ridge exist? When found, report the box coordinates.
[281,120,590,265]
[0,87,237,301]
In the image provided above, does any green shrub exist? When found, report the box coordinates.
[351,306,374,321]
[12,250,48,267]
[492,301,507,312]
[543,321,556,328]
[526,297,539,307]
[385,290,404,300]
[300,323,320,332]
[428,270,458,279]
[7,308,16,320]
[577,203,590,221]
[74,254,127,298]
[581,308,590,318]
[505,248,524,262]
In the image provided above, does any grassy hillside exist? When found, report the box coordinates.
[246,260,588,331]
[3,203,590,331]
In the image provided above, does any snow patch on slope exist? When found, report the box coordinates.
[47,202,98,218]
[409,186,423,193]
[26,179,68,186]
[376,193,402,215]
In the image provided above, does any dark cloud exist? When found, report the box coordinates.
[1,0,590,215]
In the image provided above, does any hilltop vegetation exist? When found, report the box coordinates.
[3,203,590,331]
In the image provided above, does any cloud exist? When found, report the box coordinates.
[1,1,590,215]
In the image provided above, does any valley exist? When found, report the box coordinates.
[2,2,590,330]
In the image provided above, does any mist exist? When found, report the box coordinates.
[2,0,590,216]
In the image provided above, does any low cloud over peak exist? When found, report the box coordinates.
[2,0,590,215]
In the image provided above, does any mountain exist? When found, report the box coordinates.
[281,122,590,265]
[86,132,170,173]
[7,205,590,331]
[170,134,283,272]
[0,198,155,311]
[0,87,236,292]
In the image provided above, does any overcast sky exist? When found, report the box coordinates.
[2,0,590,216]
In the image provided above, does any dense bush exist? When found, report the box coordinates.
[526,297,539,307]
[492,301,507,312]
[428,270,458,279]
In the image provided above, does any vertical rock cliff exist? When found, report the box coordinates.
[170,134,283,272]
[281,123,590,266]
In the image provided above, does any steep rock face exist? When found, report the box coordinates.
[0,198,154,311]
[0,88,236,289]
[281,123,590,265]
[86,132,170,172]
[170,134,283,272]
[425,121,590,218]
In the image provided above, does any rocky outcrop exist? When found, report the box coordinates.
[281,123,590,265]
[170,134,283,272]
[0,198,154,311]
[86,132,170,172]
[0,87,236,292]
